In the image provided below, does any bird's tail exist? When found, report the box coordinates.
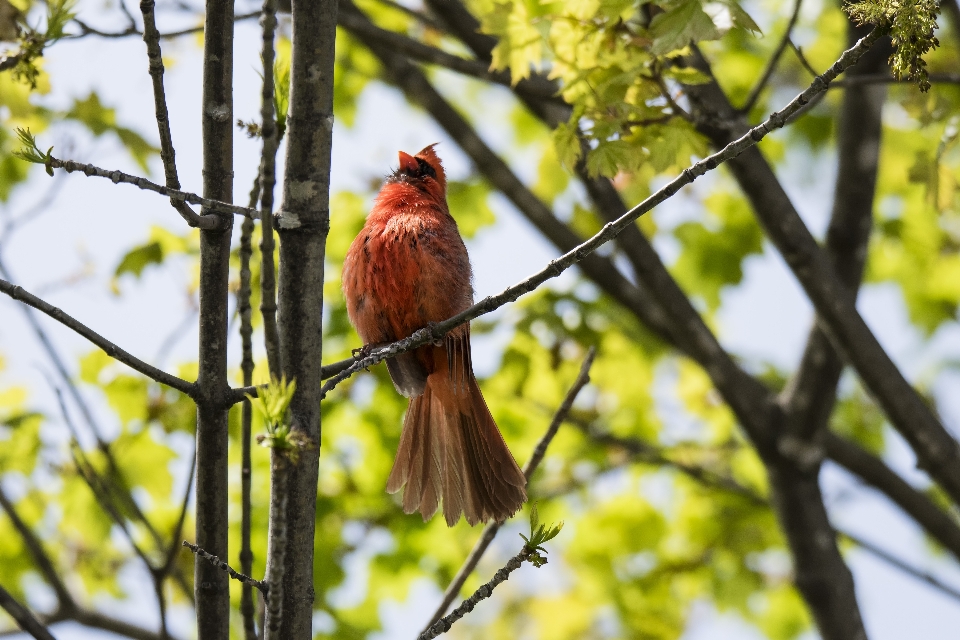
[386,362,527,526]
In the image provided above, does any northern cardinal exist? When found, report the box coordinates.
[342,145,527,526]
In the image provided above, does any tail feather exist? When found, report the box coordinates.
[387,369,527,526]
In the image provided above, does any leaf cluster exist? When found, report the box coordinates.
[6,0,74,89]
[846,0,940,91]
[520,503,564,567]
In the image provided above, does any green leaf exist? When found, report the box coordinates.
[65,93,158,171]
[650,0,721,55]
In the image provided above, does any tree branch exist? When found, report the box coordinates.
[336,6,559,101]
[256,0,282,379]
[268,0,339,635]
[319,27,884,400]
[70,11,261,39]
[0,277,196,395]
[40,155,258,219]
[139,0,215,229]
[740,0,804,113]
[418,547,533,640]
[825,433,960,562]
[0,584,56,640]
[683,40,960,508]
[193,0,236,635]
[424,347,596,629]
[182,541,268,594]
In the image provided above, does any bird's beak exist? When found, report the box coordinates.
[398,150,419,173]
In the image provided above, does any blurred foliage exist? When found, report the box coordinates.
[1,0,959,639]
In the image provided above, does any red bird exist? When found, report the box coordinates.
[342,145,527,526]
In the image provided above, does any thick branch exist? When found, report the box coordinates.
[0,277,195,395]
[684,42,960,507]
[268,0,339,636]
[193,0,236,636]
[319,27,884,400]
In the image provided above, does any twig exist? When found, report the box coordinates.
[139,0,215,229]
[740,0,804,113]
[418,547,532,640]
[790,41,820,78]
[0,276,196,396]
[257,0,282,379]
[424,348,596,629]
[228,356,360,404]
[0,584,57,640]
[838,531,960,603]
[318,27,883,400]
[337,2,558,102]
[42,156,259,219]
[182,542,268,594]
[70,11,261,39]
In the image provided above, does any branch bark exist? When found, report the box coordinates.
[266,0,339,636]
[193,0,235,636]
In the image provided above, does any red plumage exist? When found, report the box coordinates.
[341,145,527,526]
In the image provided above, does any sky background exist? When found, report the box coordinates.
[2,2,960,638]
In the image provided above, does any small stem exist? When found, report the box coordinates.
[182,542,269,594]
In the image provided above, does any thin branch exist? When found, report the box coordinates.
[70,11,260,39]
[336,5,558,101]
[838,531,960,603]
[238,180,258,640]
[139,0,213,229]
[418,547,532,640]
[0,487,74,609]
[825,433,960,562]
[424,347,597,629]
[0,584,56,640]
[257,0,282,379]
[319,27,884,400]
[182,542,268,594]
[41,155,258,219]
[740,0,804,113]
[0,277,196,396]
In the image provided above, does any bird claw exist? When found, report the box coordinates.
[352,344,375,359]
[426,322,444,347]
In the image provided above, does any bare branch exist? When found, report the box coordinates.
[182,541,268,594]
[337,6,558,101]
[319,27,884,400]
[257,0,282,379]
[0,584,56,640]
[837,530,960,603]
[70,11,261,39]
[0,487,74,608]
[825,433,960,562]
[139,0,213,229]
[741,0,804,113]
[418,547,533,640]
[238,180,258,640]
[424,347,597,629]
[41,155,258,219]
[0,276,196,396]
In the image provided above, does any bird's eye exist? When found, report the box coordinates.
[415,158,437,179]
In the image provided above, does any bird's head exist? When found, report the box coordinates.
[388,143,447,202]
